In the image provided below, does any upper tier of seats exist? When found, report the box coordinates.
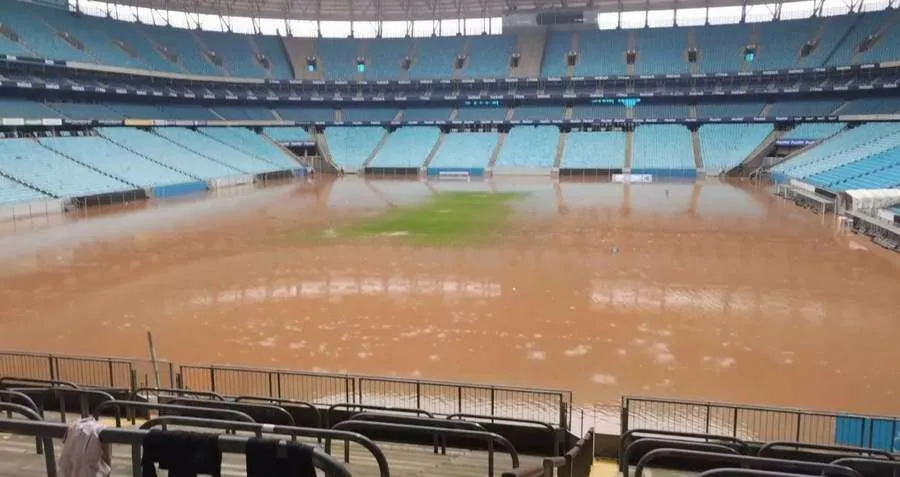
[494,126,559,169]
[773,122,900,190]
[1,2,899,80]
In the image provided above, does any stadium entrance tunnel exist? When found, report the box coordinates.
[73,188,147,208]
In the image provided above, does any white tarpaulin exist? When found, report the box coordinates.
[842,189,900,212]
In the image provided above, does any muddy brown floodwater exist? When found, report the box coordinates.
[1,177,899,417]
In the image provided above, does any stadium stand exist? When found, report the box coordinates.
[316,38,361,80]
[840,98,900,115]
[634,28,690,75]
[540,32,572,77]
[429,131,499,169]
[782,123,845,141]
[39,136,193,187]
[808,145,900,190]
[98,127,241,180]
[560,131,626,169]
[369,127,442,168]
[0,175,48,205]
[824,10,892,66]
[409,37,464,79]
[752,17,819,70]
[263,127,314,143]
[0,4,94,62]
[154,127,281,174]
[401,108,451,122]
[632,125,695,171]
[768,99,843,117]
[463,35,516,78]
[46,102,123,120]
[773,123,900,182]
[512,105,565,121]
[695,23,749,73]
[210,106,277,121]
[325,126,386,170]
[341,107,398,122]
[137,23,223,76]
[198,127,301,171]
[277,107,336,122]
[575,30,629,76]
[494,126,559,169]
[634,103,689,120]
[571,104,627,120]
[158,104,219,121]
[455,106,508,122]
[696,101,765,118]
[195,30,269,78]
[0,138,131,197]
[363,38,411,80]
[104,102,168,119]
[698,124,772,172]
[0,98,62,119]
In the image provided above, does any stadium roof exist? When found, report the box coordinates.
[107,0,825,23]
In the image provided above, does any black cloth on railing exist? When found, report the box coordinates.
[245,438,315,477]
[141,429,222,477]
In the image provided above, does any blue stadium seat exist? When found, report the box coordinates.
[325,126,386,169]
[316,38,361,80]
[409,37,463,79]
[560,131,626,169]
[455,106,507,121]
[369,127,441,168]
[199,127,301,171]
[0,138,131,197]
[462,35,515,78]
[699,124,772,172]
[252,36,294,79]
[782,123,845,141]
[633,103,689,119]
[195,30,269,78]
[277,107,335,122]
[635,28,690,75]
[401,108,450,122]
[263,127,313,143]
[494,126,559,168]
[541,32,572,77]
[769,99,842,117]
[154,127,280,174]
[362,38,410,80]
[0,98,64,119]
[632,124,695,170]
[430,131,499,168]
[0,174,49,205]
[571,104,627,120]
[341,107,398,122]
[46,102,122,120]
[211,106,276,121]
[513,105,565,121]
[98,127,242,180]
[695,23,750,73]
[139,23,222,76]
[39,136,193,187]
[697,101,765,118]
[752,18,821,70]
[575,30,628,76]
[840,98,900,115]
[0,4,93,62]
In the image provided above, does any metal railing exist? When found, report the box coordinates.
[634,449,865,477]
[621,395,900,449]
[0,405,56,477]
[501,429,594,477]
[179,363,570,428]
[93,400,256,427]
[0,351,174,390]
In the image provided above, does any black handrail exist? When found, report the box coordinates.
[138,415,390,477]
[0,418,352,477]
[830,457,900,477]
[0,377,80,389]
[92,400,256,427]
[758,441,895,460]
[327,402,434,427]
[502,429,594,477]
[634,449,866,477]
[10,386,115,422]
[0,404,57,477]
[447,413,559,455]
[234,396,322,429]
[1,389,47,455]
[698,469,819,477]
[166,397,295,426]
[620,429,751,464]
[133,387,224,400]
[332,419,519,477]
[350,411,486,455]
[622,439,739,477]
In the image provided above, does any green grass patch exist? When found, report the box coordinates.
[340,191,520,245]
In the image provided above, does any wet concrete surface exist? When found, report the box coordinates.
[1,176,898,415]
